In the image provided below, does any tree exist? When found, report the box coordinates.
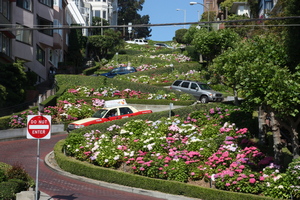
[66,26,86,73]
[0,61,27,107]
[192,28,240,63]
[209,34,300,162]
[183,25,198,44]
[175,29,188,44]
[284,0,300,71]
[117,0,151,39]
[88,29,124,61]
[91,17,109,35]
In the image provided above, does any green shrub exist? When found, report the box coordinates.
[8,179,28,193]
[0,116,10,130]
[0,181,18,200]
[0,169,7,182]
[6,163,33,189]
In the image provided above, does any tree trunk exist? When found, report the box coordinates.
[280,116,300,159]
[233,89,239,106]
[291,127,299,159]
[258,106,267,145]
[270,111,282,164]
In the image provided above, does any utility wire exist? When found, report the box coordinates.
[0,16,300,31]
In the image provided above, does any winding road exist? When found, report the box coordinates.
[0,133,166,200]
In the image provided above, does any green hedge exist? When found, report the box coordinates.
[55,74,193,99]
[54,140,276,200]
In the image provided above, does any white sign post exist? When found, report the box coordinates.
[27,115,51,200]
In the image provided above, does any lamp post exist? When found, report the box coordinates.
[176,9,186,29]
[190,1,210,30]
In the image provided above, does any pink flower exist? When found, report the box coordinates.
[239,165,245,169]
[191,172,195,176]
[249,178,256,184]
[225,183,230,186]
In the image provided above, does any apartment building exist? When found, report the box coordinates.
[86,0,117,26]
[0,0,14,64]
[0,0,117,84]
[7,0,70,83]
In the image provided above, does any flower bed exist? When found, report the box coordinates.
[63,106,300,199]
[8,86,193,128]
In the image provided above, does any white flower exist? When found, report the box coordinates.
[104,159,109,163]
[113,155,120,160]
[211,174,216,181]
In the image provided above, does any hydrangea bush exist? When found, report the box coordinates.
[63,106,300,198]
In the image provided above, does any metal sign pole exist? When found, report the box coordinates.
[35,139,40,200]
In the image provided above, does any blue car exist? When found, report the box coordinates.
[99,66,137,78]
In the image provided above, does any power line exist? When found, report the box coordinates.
[0,16,300,31]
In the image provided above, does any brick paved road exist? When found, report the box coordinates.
[0,134,165,200]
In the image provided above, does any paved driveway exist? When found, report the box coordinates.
[0,133,166,200]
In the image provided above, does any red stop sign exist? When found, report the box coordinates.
[27,115,51,139]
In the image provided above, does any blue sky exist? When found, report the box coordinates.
[138,0,204,42]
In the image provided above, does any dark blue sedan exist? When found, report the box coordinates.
[99,66,137,78]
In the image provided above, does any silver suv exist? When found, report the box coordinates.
[170,80,224,103]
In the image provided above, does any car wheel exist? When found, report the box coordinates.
[200,96,208,104]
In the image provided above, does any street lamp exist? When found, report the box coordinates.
[176,9,186,29]
[190,2,210,29]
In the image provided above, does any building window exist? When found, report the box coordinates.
[265,2,272,11]
[0,0,10,19]
[37,15,53,36]
[103,0,106,2]
[36,45,45,65]
[39,0,53,8]
[95,10,100,17]
[16,24,32,45]
[103,10,106,19]
[48,48,53,63]
[53,19,62,36]
[16,0,32,12]
[0,33,10,56]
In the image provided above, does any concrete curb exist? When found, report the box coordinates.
[0,124,65,141]
[44,151,201,200]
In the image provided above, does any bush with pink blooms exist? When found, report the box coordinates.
[63,106,300,198]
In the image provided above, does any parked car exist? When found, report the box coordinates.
[67,99,152,132]
[170,80,224,103]
[126,39,148,45]
[99,66,137,78]
[154,43,175,49]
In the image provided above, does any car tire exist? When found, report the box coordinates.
[200,96,208,104]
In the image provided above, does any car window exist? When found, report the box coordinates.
[181,82,190,88]
[92,109,108,118]
[111,69,120,73]
[191,83,198,90]
[199,84,212,90]
[120,107,133,115]
[106,109,118,117]
[172,80,182,86]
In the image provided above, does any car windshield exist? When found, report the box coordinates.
[92,109,108,118]
[199,84,212,90]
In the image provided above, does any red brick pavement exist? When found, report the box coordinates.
[0,134,165,200]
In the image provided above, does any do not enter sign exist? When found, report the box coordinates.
[27,115,51,139]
